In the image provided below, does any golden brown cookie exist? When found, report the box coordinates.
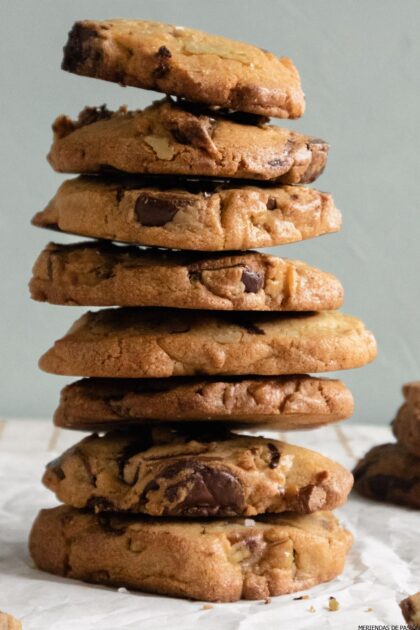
[29,506,352,601]
[39,308,377,378]
[30,242,344,311]
[62,20,305,119]
[400,592,420,629]
[54,375,354,431]
[353,443,420,509]
[48,99,328,182]
[43,428,353,517]
[33,176,341,251]
[0,611,22,630]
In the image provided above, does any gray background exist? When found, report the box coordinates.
[1,0,419,424]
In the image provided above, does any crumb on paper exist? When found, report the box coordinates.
[294,594,310,600]
[264,597,271,605]
[118,587,129,594]
[328,596,340,611]
[308,605,316,613]
[366,607,373,612]
[202,603,213,611]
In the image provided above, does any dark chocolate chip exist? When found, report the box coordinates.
[266,197,277,210]
[161,460,245,516]
[135,194,189,226]
[86,496,115,512]
[156,45,172,58]
[267,443,280,468]
[117,433,154,483]
[241,268,264,293]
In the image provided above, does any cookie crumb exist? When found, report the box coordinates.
[366,607,373,612]
[308,605,316,613]
[328,596,340,611]
[294,594,310,600]
[244,518,256,527]
[202,604,213,610]
[264,597,271,605]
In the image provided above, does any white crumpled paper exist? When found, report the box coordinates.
[0,419,418,629]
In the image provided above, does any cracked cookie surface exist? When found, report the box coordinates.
[48,99,328,182]
[43,428,353,517]
[33,176,341,251]
[54,375,354,430]
[62,19,305,119]
[29,506,352,601]
[39,308,377,378]
[353,443,420,509]
[30,241,344,310]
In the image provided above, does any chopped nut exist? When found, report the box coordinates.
[143,134,175,160]
[328,596,340,611]
[308,605,316,613]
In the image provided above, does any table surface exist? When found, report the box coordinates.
[0,419,418,630]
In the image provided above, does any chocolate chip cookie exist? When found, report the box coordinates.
[62,20,305,119]
[48,98,328,183]
[353,443,420,509]
[43,428,353,516]
[30,242,344,311]
[32,176,341,251]
[39,308,377,378]
[400,592,420,629]
[54,375,354,431]
[392,382,420,457]
[29,505,352,601]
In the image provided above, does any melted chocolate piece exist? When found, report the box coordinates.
[86,496,115,511]
[135,193,189,226]
[117,433,154,483]
[267,443,280,468]
[241,268,264,293]
[160,460,245,516]
[97,513,126,537]
[153,46,172,79]
[266,197,277,210]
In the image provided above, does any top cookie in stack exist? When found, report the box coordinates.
[29,19,376,603]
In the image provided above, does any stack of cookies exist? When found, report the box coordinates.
[354,381,420,509]
[28,19,377,602]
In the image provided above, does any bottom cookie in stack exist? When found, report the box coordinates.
[353,381,420,509]
[29,506,352,602]
[30,428,353,600]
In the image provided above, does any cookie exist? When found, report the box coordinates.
[62,20,305,119]
[392,403,420,457]
[43,428,353,517]
[353,443,420,509]
[0,612,22,630]
[32,176,341,251]
[29,506,352,601]
[30,242,344,311]
[400,592,420,629]
[54,375,354,431]
[39,308,377,378]
[48,98,328,183]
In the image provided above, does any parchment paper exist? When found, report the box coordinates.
[0,420,418,629]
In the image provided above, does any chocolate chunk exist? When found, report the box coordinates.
[266,197,277,210]
[135,193,189,226]
[86,496,115,511]
[157,45,172,58]
[62,23,100,72]
[153,46,172,78]
[117,433,154,483]
[267,443,280,468]
[161,460,245,516]
[97,513,126,536]
[241,268,264,293]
